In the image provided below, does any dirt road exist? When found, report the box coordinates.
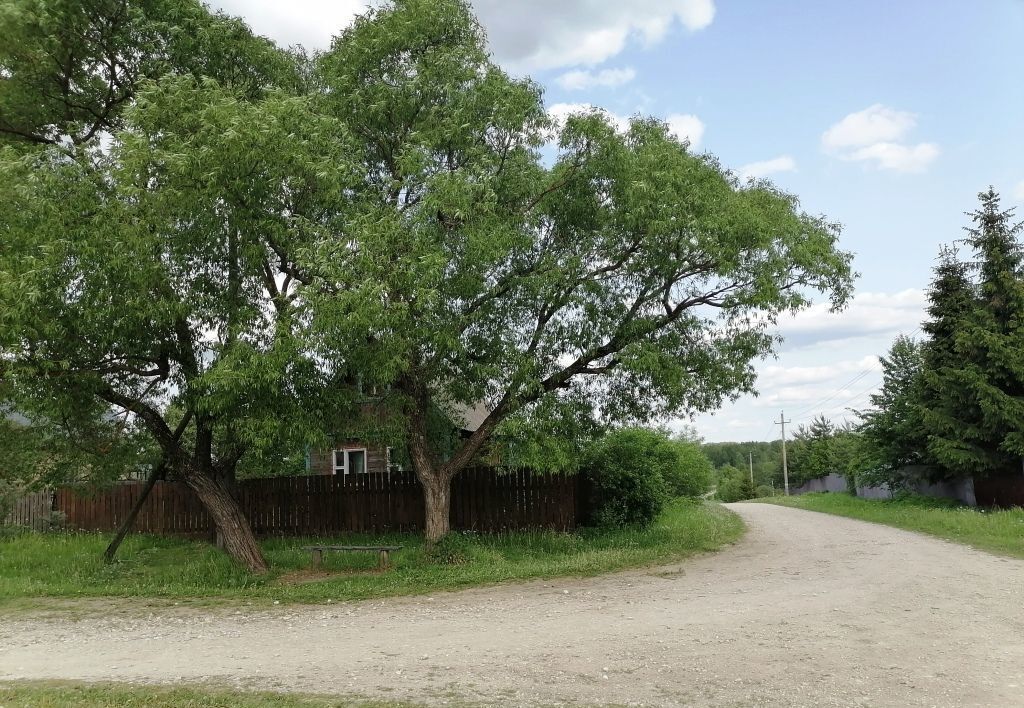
[2,503,1023,707]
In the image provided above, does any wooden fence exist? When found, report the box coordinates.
[54,467,587,537]
[3,490,54,529]
[974,475,1024,508]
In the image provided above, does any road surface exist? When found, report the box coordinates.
[2,503,1023,706]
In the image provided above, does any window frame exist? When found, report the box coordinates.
[385,446,404,473]
[332,447,368,475]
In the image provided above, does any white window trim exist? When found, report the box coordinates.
[332,448,368,475]
[385,446,403,472]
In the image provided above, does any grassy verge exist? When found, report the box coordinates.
[0,500,742,608]
[758,492,1024,558]
[0,681,417,707]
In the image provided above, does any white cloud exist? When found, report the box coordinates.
[777,289,926,349]
[548,105,704,149]
[846,142,940,173]
[479,0,715,70]
[212,0,368,50]
[821,104,916,151]
[555,67,636,91]
[547,102,630,133]
[759,356,879,389]
[211,1,714,72]
[1013,180,1024,202]
[665,113,705,148]
[822,104,939,173]
[737,155,796,181]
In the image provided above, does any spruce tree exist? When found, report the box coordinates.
[957,189,1024,475]
[920,190,1024,479]
[918,247,981,477]
[858,334,927,486]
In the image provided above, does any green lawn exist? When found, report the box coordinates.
[758,492,1024,558]
[0,681,417,708]
[0,500,742,609]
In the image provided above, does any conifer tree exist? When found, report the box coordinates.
[918,247,983,477]
[858,335,926,485]
[955,190,1024,475]
[919,190,1024,478]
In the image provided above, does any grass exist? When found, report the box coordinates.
[0,499,743,609]
[0,681,419,707]
[758,492,1024,558]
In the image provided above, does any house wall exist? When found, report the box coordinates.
[308,445,388,476]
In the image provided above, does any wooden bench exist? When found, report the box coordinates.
[302,545,403,570]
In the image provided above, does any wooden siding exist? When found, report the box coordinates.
[308,446,388,475]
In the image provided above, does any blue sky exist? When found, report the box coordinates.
[215,0,1024,441]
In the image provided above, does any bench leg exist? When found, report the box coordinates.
[312,548,323,569]
[378,549,389,569]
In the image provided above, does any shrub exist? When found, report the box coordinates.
[715,466,756,502]
[663,439,714,498]
[583,428,671,528]
[754,484,775,498]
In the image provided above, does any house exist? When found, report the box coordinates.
[305,399,491,476]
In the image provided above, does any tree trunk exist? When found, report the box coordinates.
[422,476,452,542]
[182,466,268,574]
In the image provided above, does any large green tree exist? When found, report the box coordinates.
[2,0,855,558]
[304,0,854,540]
[0,0,326,572]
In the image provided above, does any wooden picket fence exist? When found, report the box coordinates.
[3,490,54,529]
[54,467,587,537]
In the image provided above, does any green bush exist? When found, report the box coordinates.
[754,484,776,498]
[583,428,671,528]
[663,439,714,498]
[715,465,756,502]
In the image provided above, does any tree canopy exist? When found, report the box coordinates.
[301,0,853,538]
[1,0,855,562]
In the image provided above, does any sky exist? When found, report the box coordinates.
[212,0,1024,442]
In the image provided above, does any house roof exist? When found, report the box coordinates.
[445,399,491,432]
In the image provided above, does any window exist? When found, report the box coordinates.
[386,446,403,472]
[332,448,367,475]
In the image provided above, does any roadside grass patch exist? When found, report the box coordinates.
[0,681,416,707]
[0,500,743,608]
[757,492,1024,558]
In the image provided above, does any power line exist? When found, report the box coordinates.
[788,325,924,422]
[790,365,879,418]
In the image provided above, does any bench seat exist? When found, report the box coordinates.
[301,544,403,569]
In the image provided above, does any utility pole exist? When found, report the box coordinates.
[748,451,754,484]
[775,411,792,495]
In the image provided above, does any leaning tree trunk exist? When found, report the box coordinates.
[182,466,268,573]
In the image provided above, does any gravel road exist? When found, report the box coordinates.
[2,503,1023,707]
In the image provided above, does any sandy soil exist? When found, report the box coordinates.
[2,503,1023,707]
